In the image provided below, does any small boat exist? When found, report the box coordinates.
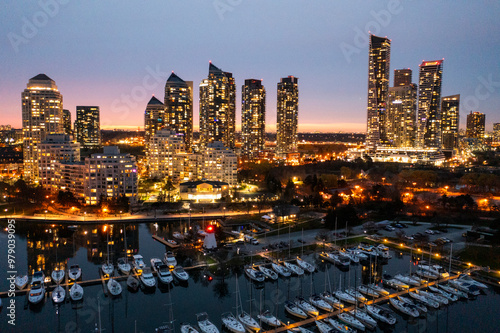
[151,258,163,272]
[271,262,291,277]
[338,312,365,331]
[417,290,448,305]
[15,275,29,289]
[428,285,458,302]
[221,312,245,333]
[258,265,278,280]
[164,251,177,269]
[180,323,200,333]
[415,269,438,280]
[309,294,333,312]
[28,281,45,304]
[173,231,185,240]
[375,244,391,259]
[315,320,332,333]
[325,318,356,332]
[346,248,368,261]
[167,239,178,246]
[107,278,122,296]
[132,254,146,274]
[296,257,315,272]
[127,275,140,291]
[418,264,449,279]
[409,291,439,309]
[350,309,377,330]
[449,279,480,296]
[334,290,356,304]
[157,264,174,284]
[457,274,488,289]
[197,312,219,333]
[345,288,367,303]
[340,250,359,264]
[282,261,304,275]
[101,263,114,276]
[357,285,379,298]
[383,278,409,290]
[140,268,156,288]
[398,296,428,315]
[51,268,65,284]
[257,309,282,327]
[32,270,45,284]
[319,252,338,264]
[245,266,265,282]
[439,284,468,299]
[172,266,189,281]
[367,284,389,296]
[295,296,319,317]
[52,284,66,304]
[389,298,419,318]
[365,304,396,325]
[70,283,84,301]
[238,311,260,332]
[68,264,82,280]
[284,301,307,319]
[117,257,131,275]
[394,274,420,287]
[319,291,344,309]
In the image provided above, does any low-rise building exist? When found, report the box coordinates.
[179,180,229,202]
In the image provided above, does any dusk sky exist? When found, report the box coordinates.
[1,1,499,132]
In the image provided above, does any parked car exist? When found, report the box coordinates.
[404,235,414,240]
[385,226,396,231]
[425,229,434,235]
[393,223,404,228]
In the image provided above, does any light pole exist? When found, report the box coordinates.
[223,206,226,219]
[44,210,48,221]
[119,211,122,220]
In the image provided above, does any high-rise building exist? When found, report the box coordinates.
[466,111,485,138]
[144,96,166,144]
[62,109,72,135]
[75,106,101,148]
[417,60,443,149]
[164,72,193,151]
[241,79,266,159]
[204,141,238,186]
[146,129,186,181]
[22,74,64,180]
[386,83,417,147]
[494,123,500,143]
[276,76,299,156]
[366,35,391,151]
[84,146,138,205]
[441,95,460,151]
[199,62,236,149]
[394,69,412,86]
[38,134,80,190]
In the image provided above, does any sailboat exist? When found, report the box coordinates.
[51,243,65,284]
[197,312,219,333]
[107,277,122,296]
[180,323,200,333]
[70,283,84,301]
[320,266,344,309]
[52,284,65,303]
[258,265,278,280]
[15,274,29,289]
[236,277,261,332]
[102,225,114,276]
[117,225,131,275]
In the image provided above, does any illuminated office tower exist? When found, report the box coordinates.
[417,60,443,149]
[164,72,193,151]
[75,106,101,148]
[366,35,391,151]
[387,83,417,147]
[276,76,299,156]
[466,111,485,138]
[144,96,166,144]
[199,62,236,149]
[394,69,412,86]
[441,95,460,151]
[22,74,64,180]
[63,109,72,135]
[241,79,266,159]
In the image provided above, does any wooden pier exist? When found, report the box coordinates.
[152,235,180,248]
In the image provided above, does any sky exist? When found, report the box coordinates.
[1,0,499,133]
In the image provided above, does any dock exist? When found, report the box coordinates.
[263,274,460,333]
[152,235,180,248]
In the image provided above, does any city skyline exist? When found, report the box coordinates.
[1,1,500,132]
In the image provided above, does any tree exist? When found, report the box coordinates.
[283,179,296,201]
[163,177,176,202]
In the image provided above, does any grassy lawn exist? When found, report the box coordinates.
[458,246,500,271]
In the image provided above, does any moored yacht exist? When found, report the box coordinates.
[151,258,163,273]
[117,257,131,275]
[127,275,140,291]
[172,266,189,281]
[295,296,319,317]
[417,290,448,306]
[271,262,291,277]
[398,296,428,315]
[15,275,29,289]
[258,265,278,280]
[357,285,379,298]
[52,284,65,304]
[418,264,449,279]
[140,268,157,288]
[32,270,45,284]
[439,284,468,299]
[221,312,245,333]
[132,254,146,274]
[197,312,219,333]
[70,283,84,301]
[28,281,45,304]
[365,304,396,325]
[315,320,332,333]
[309,294,333,312]
[180,323,200,333]
[389,298,419,318]
[325,318,356,332]
[408,291,439,309]
[334,290,356,304]
[51,268,65,284]
[319,291,344,309]
[345,288,367,303]
[245,266,265,282]
[257,309,282,327]
[68,264,82,280]
[107,278,122,296]
[367,283,389,296]
[457,274,488,289]
[238,311,260,332]
[394,274,420,287]
[428,285,458,302]
[157,264,174,284]
[164,251,177,269]
[284,301,307,319]
[338,312,365,331]
[350,309,377,330]
[383,278,409,290]
[296,257,316,272]
[282,261,304,276]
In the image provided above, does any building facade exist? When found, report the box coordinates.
[366,35,391,151]
[494,123,500,143]
[84,146,138,205]
[62,109,72,135]
[466,111,485,139]
[241,79,266,159]
[164,73,193,151]
[146,129,186,181]
[199,62,236,149]
[204,141,238,186]
[22,74,64,180]
[144,96,166,144]
[75,106,101,148]
[417,60,443,149]
[441,95,460,151]
[386,83,417,147]
[394,68,412,87]
[276,76,299,156]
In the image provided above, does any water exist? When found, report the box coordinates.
[1,220,499,332]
